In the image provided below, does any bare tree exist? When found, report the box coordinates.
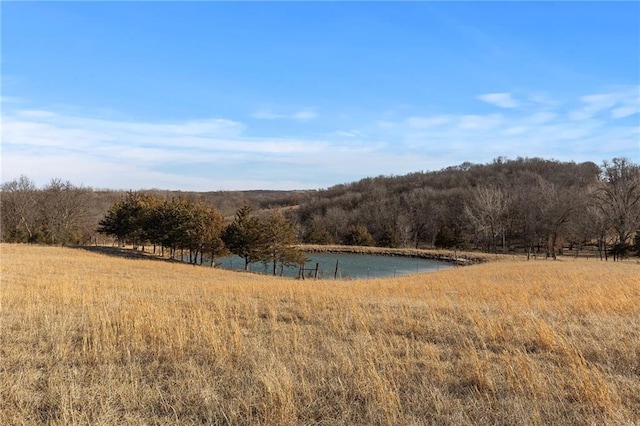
[536,178,584,260]
[465,185,510,253]
[593,158,640,258]
[323,206,349,244]
[40,178,91,245]
[1,175,38,242]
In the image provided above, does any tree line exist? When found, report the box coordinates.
[96,192,305,273]
[0,176,95,245]
[3,156,639,260]
[294,157,640,259]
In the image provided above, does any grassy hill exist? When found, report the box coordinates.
[2,244,639,425]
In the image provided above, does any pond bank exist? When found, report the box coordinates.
[297,245,491,266]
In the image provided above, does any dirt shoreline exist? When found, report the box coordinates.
[76,244,502,267]
[296,244,496,266]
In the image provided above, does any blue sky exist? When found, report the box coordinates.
[2,1,639,191]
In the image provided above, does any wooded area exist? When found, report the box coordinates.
[2,157,639,260]
[296,157,640,259]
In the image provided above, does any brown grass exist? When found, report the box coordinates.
[1,244,639,425]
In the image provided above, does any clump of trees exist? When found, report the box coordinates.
[1,176,93,245]
[96,192,304,273]
[593,158,640,259]
[223,205,306,272]
[98,192,227,265]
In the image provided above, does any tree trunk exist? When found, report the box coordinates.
[551,233,557,260]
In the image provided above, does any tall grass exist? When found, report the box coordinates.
[2,244,638,425]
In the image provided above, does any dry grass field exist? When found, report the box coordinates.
[1,244,639,425]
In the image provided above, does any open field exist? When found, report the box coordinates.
[1,244,639,425]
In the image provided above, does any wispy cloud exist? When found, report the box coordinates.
[3,86,638,191]
[250,111,281,120]
[527,111,557,124]
[568,86,640,121]
[477,92,520,108]
[251,108,318,121]
[332,130,369,139]
[0,95,25,104]
[459,113,504,130]
[389,87,639,166]
[1,110,380,190]
[291,110,318,120]
[612,104,640,119]
[406,115,453,129]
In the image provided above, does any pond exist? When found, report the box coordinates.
[214,252,452,279]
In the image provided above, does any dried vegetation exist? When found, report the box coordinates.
[1,244,638,425]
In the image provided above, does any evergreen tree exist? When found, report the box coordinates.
[434,225,461,249]
[262,211,306,275]
[377,223,400,248]
[199,205,227,266]
[302,221,334,245]
[343,224,375,246]
[184,200,227,265]
[98,191,155,247]
[222,204,265,270]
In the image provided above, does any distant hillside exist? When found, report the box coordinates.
[291,156,639,257]
[3,156,639,259]
[132,189,310,217]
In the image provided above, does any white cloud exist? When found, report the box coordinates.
[3,114,331,159]
[477,92,520,108]
[0,95,25,104]
[0,108,383,190]
[251,111,282,120]
[580,93,621,111]
[397,88,638,166]
[406,115,452,128]
[376,120,397,129]
[569,86,640,121]
[252,109,318,121]
[458,113,504,130]
[527,111,557,124]
[527,93,558,107]
[568,110,592,121]
[16,109,58,118]
[291,110,318,121]
[165,119,245,136]
[333,130,368,138]
[611,104,640,119]
[502,126,529,136]
[0,152,218,190]
[3,86,638,191]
